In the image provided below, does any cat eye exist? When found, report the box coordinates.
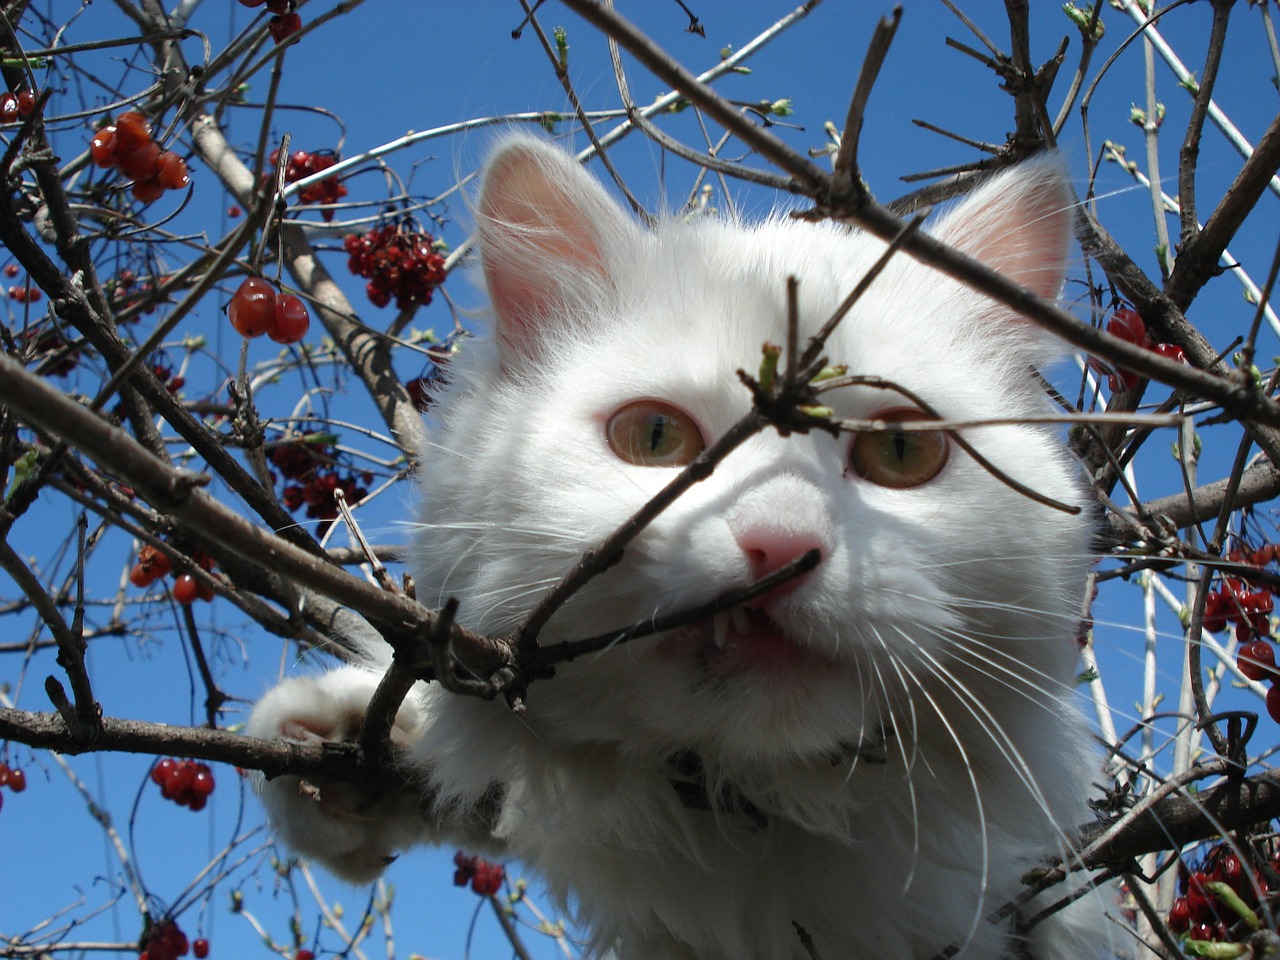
[848,408,949,489]
[606,400,705,467]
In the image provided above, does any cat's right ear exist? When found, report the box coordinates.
[477,137,637,363]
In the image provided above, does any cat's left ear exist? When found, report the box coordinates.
[477,136,640,363]
[928,157,1074,303]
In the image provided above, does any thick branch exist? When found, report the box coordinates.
[1107,459,1280,542]
[1167,109,1280,310]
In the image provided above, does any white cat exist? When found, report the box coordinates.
[248,136,1110,960]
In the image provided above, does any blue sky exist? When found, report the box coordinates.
[2,2,1278,958]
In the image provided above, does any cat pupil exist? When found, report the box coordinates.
[646,414,667,453]
[891,431,908,461]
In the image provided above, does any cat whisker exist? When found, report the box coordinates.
[882,645,994,954]
[901,634,1090,861]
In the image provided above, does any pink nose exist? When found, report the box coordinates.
[737,529,824,598]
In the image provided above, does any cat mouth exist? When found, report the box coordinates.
[657,605,828,678]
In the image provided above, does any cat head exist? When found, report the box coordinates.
[411,136,1092,768]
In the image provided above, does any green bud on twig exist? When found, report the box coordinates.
[758,342,782,394]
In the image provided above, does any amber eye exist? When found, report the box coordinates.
[848,408,949,488]
[606,400,705,467]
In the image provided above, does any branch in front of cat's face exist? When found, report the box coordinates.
[535,549,820,667]
[507,246,909,697]
[814,374,1086,515]
[506,409,773,703]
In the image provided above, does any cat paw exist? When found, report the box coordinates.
[247,667,428,884]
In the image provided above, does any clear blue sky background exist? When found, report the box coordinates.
[2,2,1277,958]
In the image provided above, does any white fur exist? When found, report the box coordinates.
[248,137,1111,960]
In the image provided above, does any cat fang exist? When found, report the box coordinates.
[248,135,1112,960]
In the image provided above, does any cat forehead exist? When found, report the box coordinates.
[602,218,1001,370]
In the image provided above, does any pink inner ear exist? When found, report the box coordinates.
[478,145,612,358]
[933,162,1074,303]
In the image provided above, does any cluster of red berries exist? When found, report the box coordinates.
[22,327,78,376]
[343,225,447,310]
[108,269,168,318]
[8,281,41,302]
[91,111,190,204]
[0,87,37,124]
[129,545,217,606]
[1204,542,1280,719]
[138,920,195,960]
[452,851,505,896]
[151,362,186,396]
[0,761,28,813]
[1166,845,1279,944]
[227,277,310,344]
[267,147,345,220]
[238,0,303,43]
[1089,307,1186,392]
[269,433,370,529]
[150,758,216,811]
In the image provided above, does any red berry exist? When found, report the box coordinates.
[91,126,119,168]
[8,768,25,792]
[406,376,434,411]
[191,765,215,797]
[16,88,36,117]
[1107,308,1147,346]
[0,93,17,124]
[151,758,176,785]
[3,264,16,278]
[228,277,277,337]
[129,563,157,588]
[131,178,166,205]
[155,152,190,190]
[1267,684,1280,725]
[269,294,310,344]
[1237,639,1276,680]
[114,111,152,149]
[295,951,314,960]
[1107,370,1138,392]
[117,140,162,181]
[269,12,302,42]
[0,762,9,786]
[1154,342,1185,363]
[193,939,209,959]
[138,545,172,579]
[172,574,199,605]
[228,205,242,218]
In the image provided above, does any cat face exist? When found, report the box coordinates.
[409,138,1092,766]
